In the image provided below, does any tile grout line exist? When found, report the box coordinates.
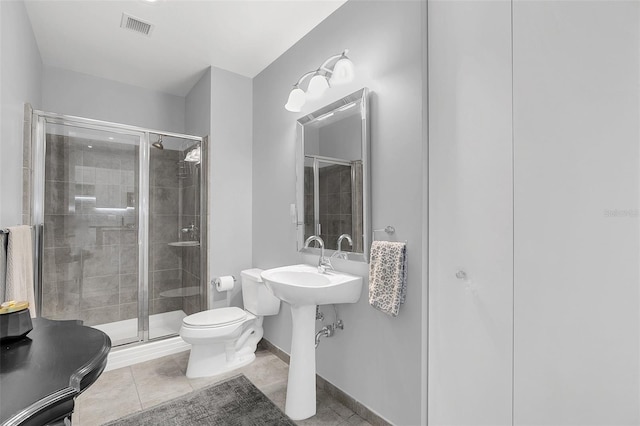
[128,365,145,414]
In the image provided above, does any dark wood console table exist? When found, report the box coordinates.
[0,317,111,426]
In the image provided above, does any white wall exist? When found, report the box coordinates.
[209,67,253,308]
[428,1,513,424]
[42,66,185,133]
[253,1,425,424]
[429,1,640,425]
[0,0,42,226]
[513,2,640,424]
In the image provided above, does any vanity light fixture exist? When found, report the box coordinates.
[330,52,355,86]
[306,72,330,100]
[284,49,355,112]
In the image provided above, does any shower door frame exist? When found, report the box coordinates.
[31,110,206,346]
[303,154,354,238]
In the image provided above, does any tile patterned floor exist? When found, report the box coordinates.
[73,349,371,426]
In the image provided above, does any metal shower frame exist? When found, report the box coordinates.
[30,110,208,346]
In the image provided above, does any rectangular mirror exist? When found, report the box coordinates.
[296,88,370,262]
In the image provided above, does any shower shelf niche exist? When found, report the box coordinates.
[168,241,200,247]
[159,286,201,298]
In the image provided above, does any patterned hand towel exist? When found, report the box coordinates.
[368,241,407,317]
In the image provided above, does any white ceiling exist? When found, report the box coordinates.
[24,0,347,96]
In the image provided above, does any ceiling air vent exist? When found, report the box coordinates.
[120,13,154,37]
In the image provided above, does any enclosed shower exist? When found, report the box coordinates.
[30,111,207,347]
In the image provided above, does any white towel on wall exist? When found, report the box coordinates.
[0,232,7,302]
[5,225,36,318]
[368,241,407,317]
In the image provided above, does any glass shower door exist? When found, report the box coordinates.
[147,136,202,340]
[37,119,146,346]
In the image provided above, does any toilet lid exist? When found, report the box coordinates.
[183,307,247,328]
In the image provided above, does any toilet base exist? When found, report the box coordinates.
[186,342,256,378]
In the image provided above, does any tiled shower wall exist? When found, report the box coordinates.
[304,162,364,253]
[149,148,183,317]
[303,166,315,241]
[352,161,363,253]
[179,151,201,316]
[318,164,353,251]
[41,135,139,325]
[41,136,202,327]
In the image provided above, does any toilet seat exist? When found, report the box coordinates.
[183,307,247,328]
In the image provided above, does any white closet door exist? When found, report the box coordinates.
[428,1,514,424]
[513,1,640,424]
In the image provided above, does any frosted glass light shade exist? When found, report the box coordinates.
[285,87,306,112]
[306,74,329,100]
[330,57,355,85]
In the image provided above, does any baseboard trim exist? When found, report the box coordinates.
[258,339,392,426]
[106,336,191,371]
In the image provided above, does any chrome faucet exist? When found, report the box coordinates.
[181,222,199,241]
[332,234,353,259]
[304,235,333,274]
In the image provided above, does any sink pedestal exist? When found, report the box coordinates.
[285,305,316,420]
[260,264,364,421]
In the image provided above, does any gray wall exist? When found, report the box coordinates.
[209,67,253,308]
[318,114,362,161]
[185,68,211,138]
[42,66,186,133]
[252,1,425,424]
[0,0,43,226]
[184,68,210,311]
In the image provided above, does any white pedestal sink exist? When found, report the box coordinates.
[261,264,363,420]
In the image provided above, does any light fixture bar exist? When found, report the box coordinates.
[284,49,355,112]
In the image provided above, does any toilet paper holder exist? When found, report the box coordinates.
[212,276,237,285]
[213,275,237,293]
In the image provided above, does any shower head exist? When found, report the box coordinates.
[152,135,164,150]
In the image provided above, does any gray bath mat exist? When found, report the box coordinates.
[102,374,296,426]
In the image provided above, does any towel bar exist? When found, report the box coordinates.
[373,226,395,235]
[372,226,407,244]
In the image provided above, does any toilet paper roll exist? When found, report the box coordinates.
[215,276,235,292]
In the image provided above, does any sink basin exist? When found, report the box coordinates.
[260,264,363,420]
[260,264,363,306]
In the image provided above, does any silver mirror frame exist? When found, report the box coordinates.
[295,88,370,262]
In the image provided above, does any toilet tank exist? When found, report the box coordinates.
[241,268,281,316]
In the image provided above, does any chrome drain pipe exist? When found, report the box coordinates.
[315,326,332,348]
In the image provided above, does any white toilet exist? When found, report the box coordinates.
[179,268,281,378]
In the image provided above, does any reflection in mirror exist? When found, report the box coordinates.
[296,88,370,262]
